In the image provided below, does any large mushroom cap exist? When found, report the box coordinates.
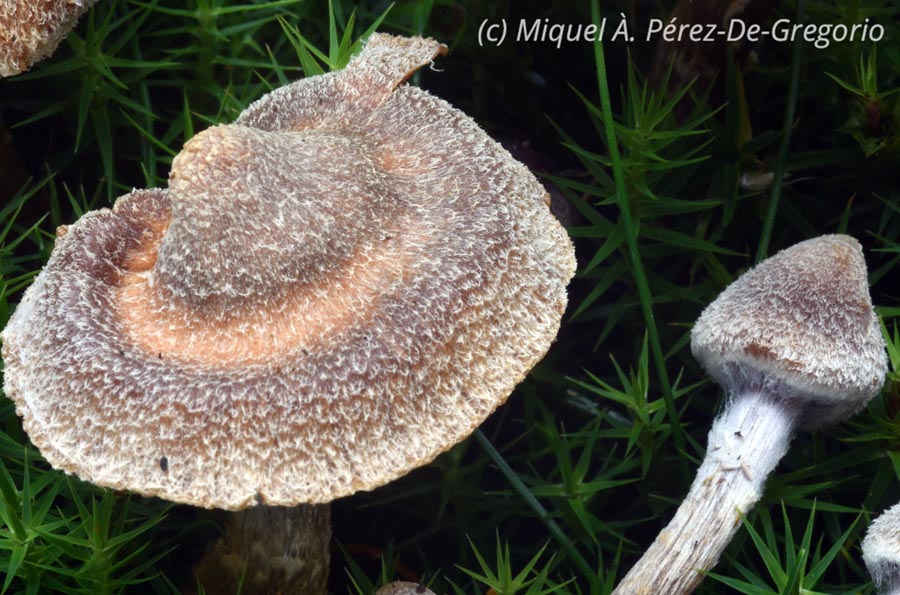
[1,34,576,509]
[691,234,887,428]
[0,0,97,77]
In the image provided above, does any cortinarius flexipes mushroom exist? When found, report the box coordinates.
[864,503,900,594]
[612,235,887,595]
[0,0,98,77]
[0,33,576,592]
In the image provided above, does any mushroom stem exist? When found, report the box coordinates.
[193,504,331,594]
[612,391,797,595]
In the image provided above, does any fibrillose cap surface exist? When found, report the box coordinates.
[1,34,576,510]
[0,0,97,77]
[691,235,887,428]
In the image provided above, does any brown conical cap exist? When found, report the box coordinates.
[1,34,576,509]
[691,234,887,428]
[1,0,97,77]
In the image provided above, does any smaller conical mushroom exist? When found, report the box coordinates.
[612,235,888,595]
[0,0,97,77]
[864,503,900,595]
[376,582,438,595]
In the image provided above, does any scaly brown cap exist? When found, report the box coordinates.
[691,235,887,428]
[1,34,576,509]
[0,0,97,77]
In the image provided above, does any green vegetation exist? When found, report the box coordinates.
[1,0,899,593]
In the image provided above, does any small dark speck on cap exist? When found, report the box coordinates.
[416,586,426,594]
[158,353,163,359]
[159,456,168,472]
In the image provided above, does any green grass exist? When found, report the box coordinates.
[1,0,899,593]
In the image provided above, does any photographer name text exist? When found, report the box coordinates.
[478,16,885,49]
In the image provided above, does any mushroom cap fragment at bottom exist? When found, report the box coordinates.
[0,34,577,510]
[376,582,437,595]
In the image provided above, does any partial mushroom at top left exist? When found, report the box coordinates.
[1,0,98,77]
